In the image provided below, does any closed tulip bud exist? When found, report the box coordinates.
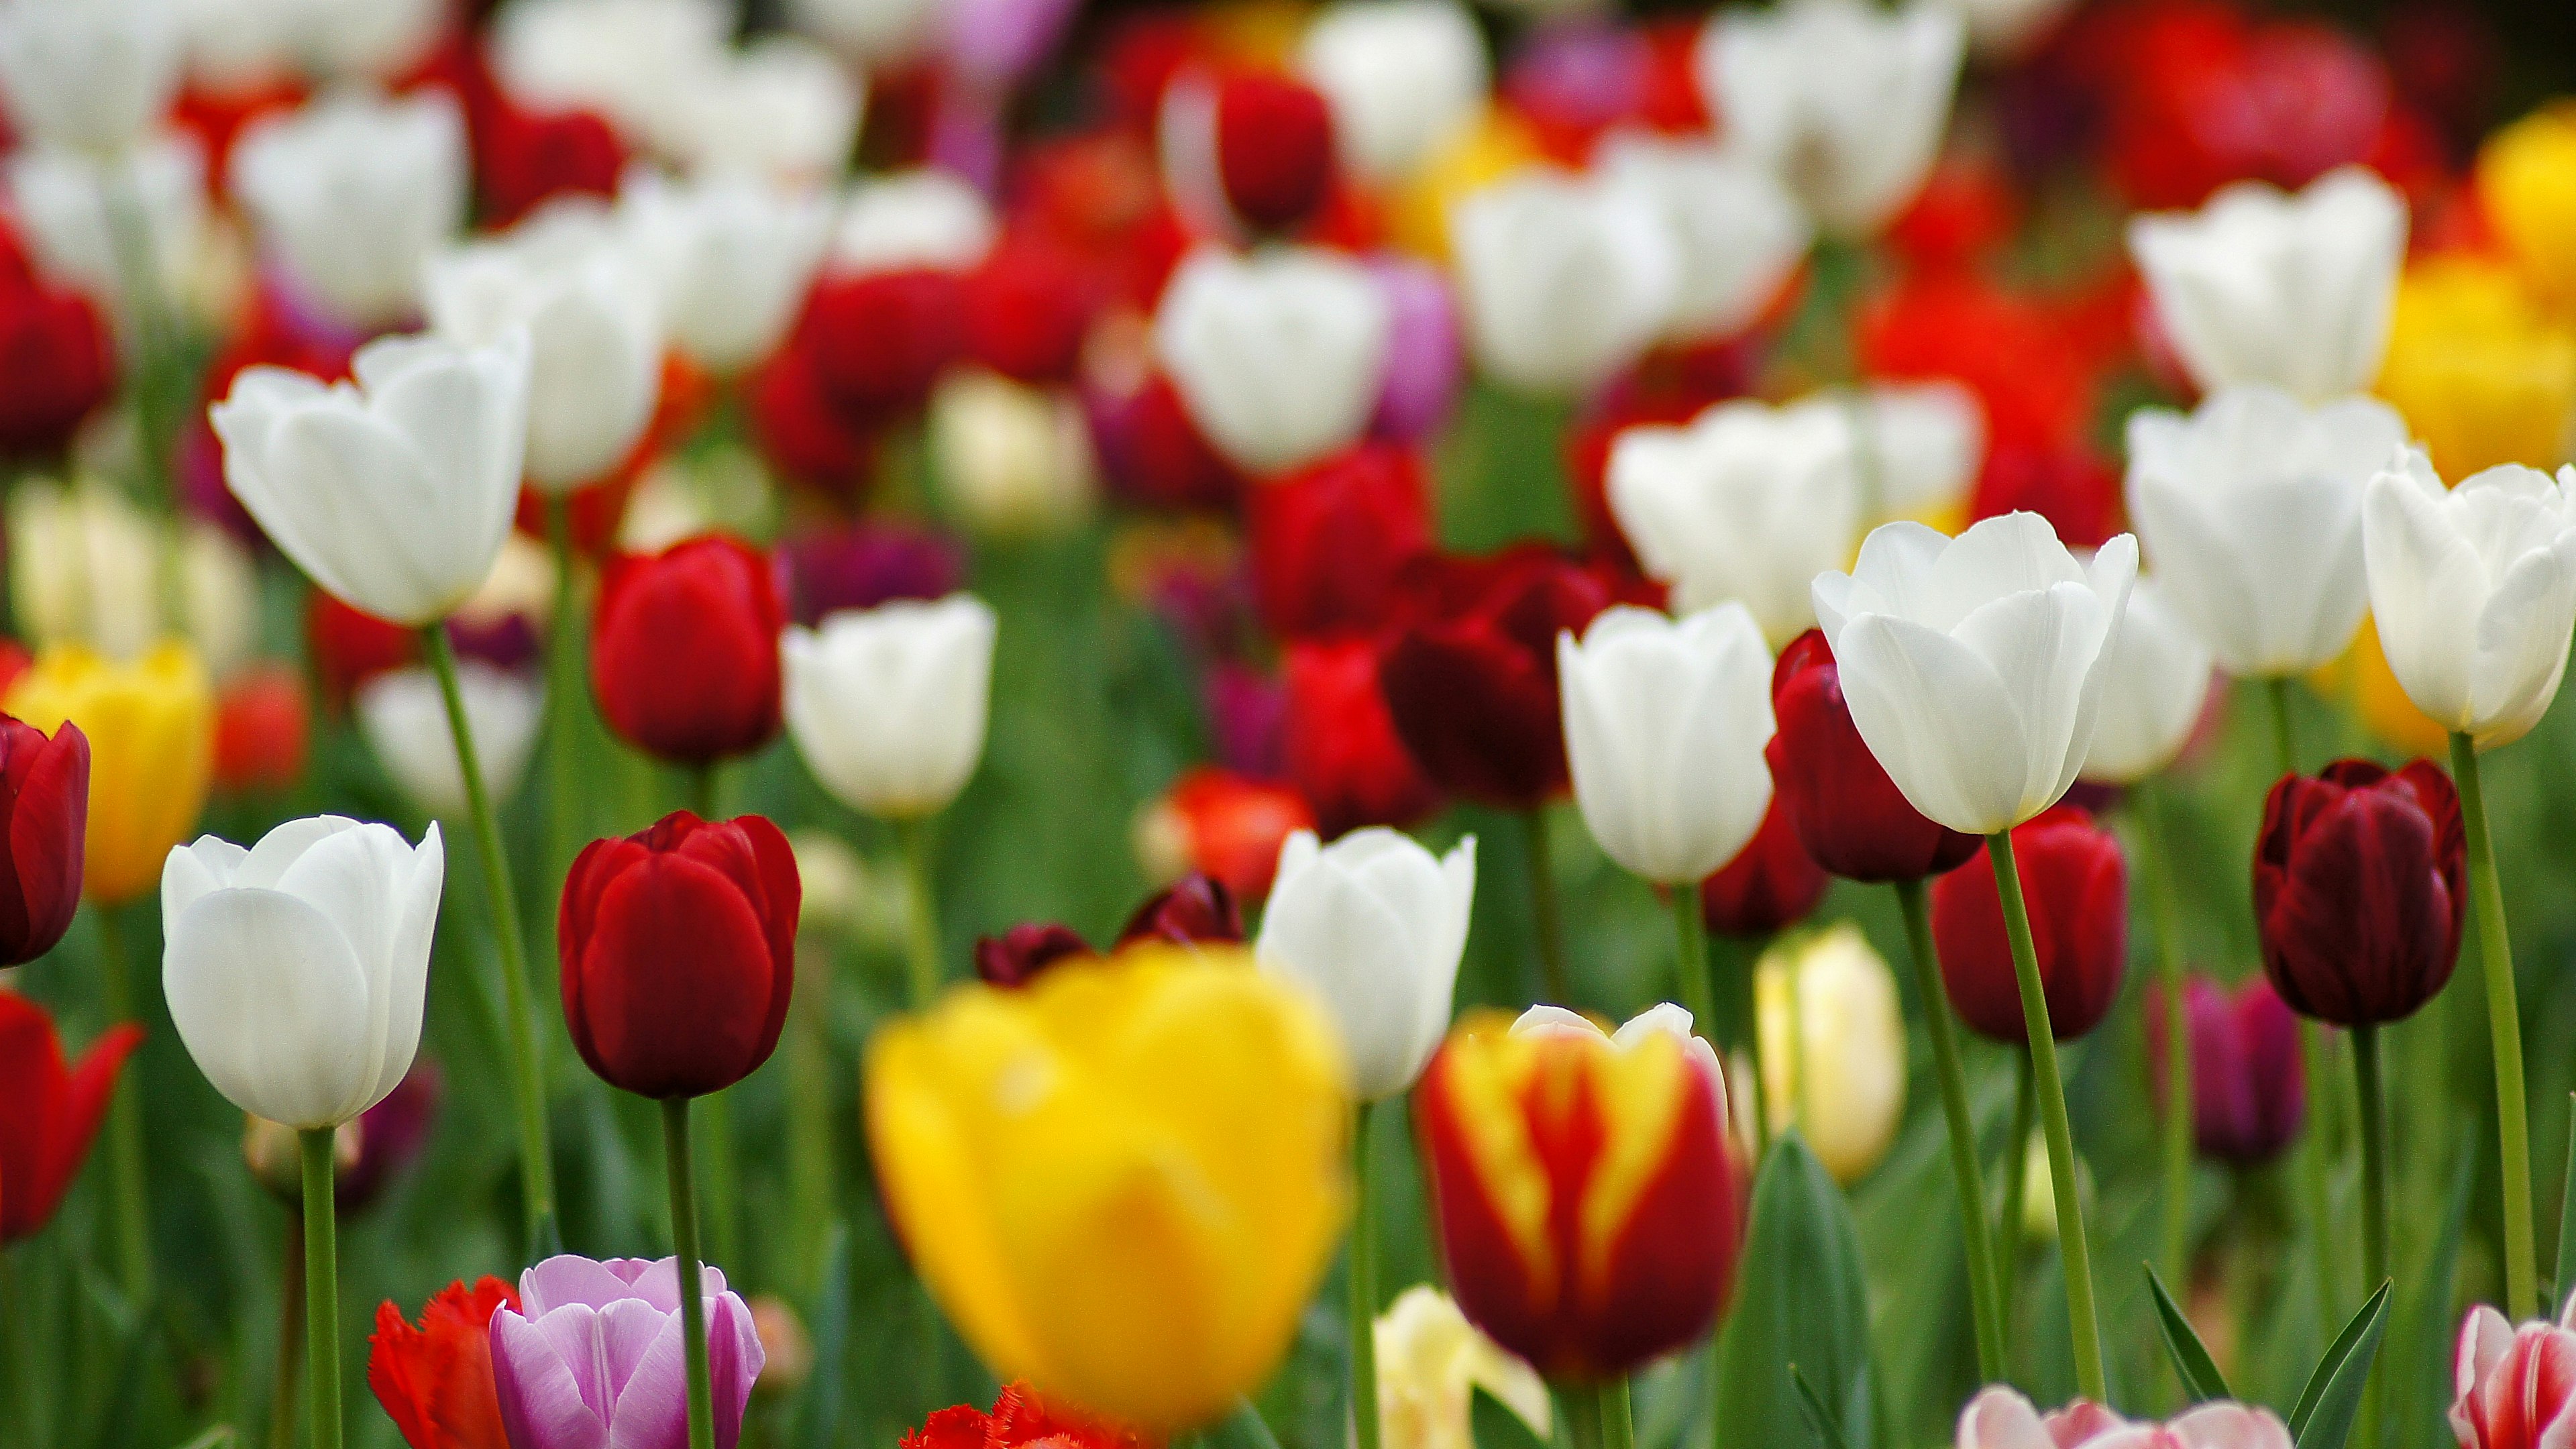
[0,989,140,1240]
[1284,639,1440,838]
[1248,445,1434,641]
[1130,767,1315,904]
[1374,1285,1552,1449]
[559,810,798,1099]
[489,1255,765,1449]
[229,92,467,331]
[2478,104,2576,315]
[1753,924,1906,1183]
[1597,135,1811,344]
[1416,1003,1739,1381]
[1956,1387,2287,1449]
[355,663,543,821]
[592,534,784,767]
[1814,514,2139,837]
[10,643,213,906]
[1931,806,2127,1042]
[1695,0,1964,237]
[1765,629,1981,882]
[1700,794,1827,941]
[2453,1301,2576,1449]
[2375,257,2576,483]
[621,169,832,375]
[370,1277,517,1449]
[1297,1,1486,184]
[973,922,1095,988]
[2363,449,2576,750]
[162,815,443,1129]
[1450,170,1679,396]
[926,370,1098,538]
[782,595,997,820]
[0,716,86,963]
[1559,605,1775,884]
[2151,975,2303,1165]
[2257,759,2464,1026]
[1155,247,1391,478]
[0,0,181,158]
[2127,168,2406,404]
[865,947,1350,1430]
[2080,578,2213,785]
[1116,872,1245,950]
[1258,828,1473,1100]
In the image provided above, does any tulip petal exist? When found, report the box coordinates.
[2365,463,2485,729]
[1833,612,2029,836]
[1956,1385,2054,1449]
[164,886,377,1128]
[493,1307,611,1449]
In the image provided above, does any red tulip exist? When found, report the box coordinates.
[212,664,310,796]
[1700,794,1828,941]
[2256,759,2465,1026]
[962,237,1101,386]
[1136,767,1314,904]
[591,535,786,767]
[806,268,967,419]
[559,810,800,1099]
[1115,871,1243,948]
[1213,72,1336,234]
[1764,630,1981,883]
[2151,975,2304,1166]
[904,1383,1147,1449]
[308,592,420,706]
[0,264,114,458]
[0,716,85,966]
[1086,370,1242,513]
[1931,806,2128,1044]
[749,336,879,502]
[0,989,139,1240]
[1283,640,1439,838]
[476,103,625,230]
[369,1277,518,1449]
[973,922,1096,988]
[1246,444,1434,641]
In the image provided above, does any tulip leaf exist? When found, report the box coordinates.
[2285,1280,2394,1449]
[794,1224,853,1449]
[1470,1387,1551,1449]
[2144,1263,2233,1403]
[1790,1365,1856,1449]
[2556,1095,2576,1314]
[1716,1134,1876,1449]
[168,1430,237,1449]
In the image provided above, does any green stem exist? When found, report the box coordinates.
[2296,1021,2341,1330]
[424,625,556,1246]
[2132,789,2197,1293]
[1,1248,27,1449]
[299,1130,341,1449]
[2000,1049,2034,1358]
[1556,1380,1633,1449]
[95,907,152,1307]
[661,1097,718,1449]
[786,942,837,1291]
[895,817,945,1012]
[2265,678,2298,779]
[2452,732,2538,1321]
[684,765,741,1277]
[1892,877,2008,1382]
[1350,1100,1381,1449]
[545,496,584,883]
[1670,885,1714,1041]
[2355,1022,2392,1449]
[1987,830,2106,1401]
[271,1213,304,1449]
[1525,811,1569,1004]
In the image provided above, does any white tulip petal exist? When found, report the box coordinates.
[165,888,376,1129]
[1835,612,2032,836]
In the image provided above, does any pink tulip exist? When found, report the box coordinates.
[2453,1303,2576,1449]
[1956,1387,2292,1449]
[488,1255,765,1449]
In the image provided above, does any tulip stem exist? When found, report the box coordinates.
[2295,1022,2341,1330]
[424,625,557,1247]
[2131,789,2196,1294]
[1891,876,2008,1383]
[545,495,584,885]
[2000,1049,2034,1351]
[94,906,154,1307]
[786,942,837,1290]
[1986,830,2106,1403]
[270,1212,304,1449]
[1350,1100,1382,1449]
[298,1130,341,1449]
[661,1097,720,1449]
[2451,732,2538,1322]
[1524,811,1569,1005]
[1556,1380,1634,1449]
[2265,678,2298,777]
[1670,885,1715,1050]
[2351,1024,2390,1291]
[896,817,945,1010]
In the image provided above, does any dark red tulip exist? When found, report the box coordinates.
[559,811,800,1099]
[0,716,85,965]
[591,534,786,767]
[0,989,140,1240]
[1116,872,1244,948]
[1283,640,1438,839]
[1765,631,1982,883]
[806,268,967,419]
[962,237,1100,386]
[1213,72,1335,233]
[1700,795,1828,941]
[1087,371,1242,513]
[2151,975,2305,1165]
[476,103,625,229]
[2255,759,2465,1026]
[1377,547,1615,811]
[1931,806,2128,1044]
[0,264,114,458]
[1246,445,1434,641]
[973,923,1096,989]
[749,336,879,502]
[776,524,963,627]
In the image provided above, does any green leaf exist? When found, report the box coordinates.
[1471,1387,1552,1449]
[2556,1094,2576,1314]
[794,1223,854,1449]
[1790,1365,1857,1449]
[2286,1281,2395,1449]
[1716,1135,1876,1449]
[2145,1263,2234,1402]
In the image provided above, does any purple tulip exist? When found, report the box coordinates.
[488,1255,765,1449]
[1367,256,1464,446]
[942,0,1081,92]
[337,1060,441,1213]
[1204,661,1285,780]
[2151,975,2306,1167]
[776,524,965,627]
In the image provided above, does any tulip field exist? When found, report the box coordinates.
[9,1,2576,1449]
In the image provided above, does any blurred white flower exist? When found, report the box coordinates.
[787,0,942,65]
[1560,605,1776,884]
[1597,132,1810,343]
[2080,577,2213,785]
[7,133,208,326]
[356,663,545,819]
[830,168,995,275]
[1374,1287,1550,1449]
[5,479,255,676]
[229,91,467,331]
[301,0,446,80]
[667,36,863,187]
[490,0,730,152]
[1926,0,2076,58]
[928,369,1096,537]
[174,0,301,94]
[1155,245,1391,476]
[620,168,832,374]
[1296,1,1487,183]
[782,596,1000,820]
[1754,922,1907,1185]
[0,0,183,157]
[1449,168,1678,395]
[1848,380,1985,528]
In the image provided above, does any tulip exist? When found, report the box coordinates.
[1595,134,1811,345]
[488,0,729,154]
[1366,255,1464,446]
[2453,1300,2576,1449]
[1606,397,1860,645]
[2478,103,2576,315]
[1694,0,1964,237]
[865,946,1350,1430]
[1183,70,1338,236]
[229,91,468,331]
[786,0,938,64]
[2255,759,2463,1026]
[1155,246,1391,478]
[926,370,1098,537]
[1131,767,1315,906]
[749,1297,813,1399]
[1813,513,2138,837]
[2078,578,2213,785]
[620,169,832,374]
[370,1277,517,1449]
[1116,872,1246,950]
[974,922,1095,989]
[355,663,545,820]
[1256,827,1474,1100]
[830,168,997,275]
[1559,604,1775,885]
[1449,170,1678,396]
[0,260,112,456]
[0,0,181,157]
[304,0,445,79]
[1371,1285,1550,1449]
[961,237,1099,387]
[1295,1,1486,184]
[2152,976,2303,1165]
[1248,444,1434,641]
[211,331,533,628]
[9,643,213,906]
[486,1255,766,1449]
[1699,795,1827,941]
[1764,629,1980,882]
[1283,639,1441,838]
[5,136,205,326]
[663,36,860,187]
[777,524,963,625]
[904,1385,1146,1449]
[781,595,998,821]
[1931,806,2127,1042]
[592,535,786,767]
[424,204,663,492]
[2363,449,2576,751]
[1955,1388,2288,1449]
[559,809,798,1100]
[211,664,309,798]
[2127,167,2407,404]
[0,716,85,964]
[8,482,257,673]
[329,1062,442,1214]
[0,989,140,1240]
[2123,386,2404,678]
[1752,924,1906,1184]
[2375,256,2576,482]
[1415,1002,1739,1381]
[1854,382,1986,531]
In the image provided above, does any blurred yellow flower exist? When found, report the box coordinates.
[1374,1285,1550,1449]
[2374,255,2575,480]
[863,945,1349,1431]
[1753,922,1907,1185]
[2477,102,2576,315]
[1387,111,1541,262]
[2310,616,2453,759]
[8,643,214,905]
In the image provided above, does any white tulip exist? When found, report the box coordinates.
[229,91,467,331]
[782,596,998,819]
[2079,578,2212,784]
[356,663,544,819]
[1608,396,1862,643]
[490,0,729,153]
[2128,167,2406,404]
[666,36,862,187]
[302,0,446,80]
[928,369,1096,537]
[175,0,299,94]
[424,202,663,492]
[162,816,443,1130]
[786,0,940,64]
[2363,449,2576,751]
[1559,605,1776,884]
[0,0,182,157]
[1596,133,1810,343]
[830,168,994,275]
[1696,0,1964,238]
[1155,246,1391,476]
[1927,0,2074,57]
[1449,169,1679,395]
[1813,513,2138,836]
[1256,827,1474,1100]
[211,331,531,627]
[1296,1,1487,183]
[2123,385,2404,677]
[7,134,207,325]
[620,168,831,374]
[1851,380,1984,527]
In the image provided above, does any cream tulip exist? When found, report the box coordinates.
[1558,605,1775,884]
[355,664,545,820]
[2078,578,2213,785]
[1374,1287,1550,1449]
[162,816,443,1130]
[619,168,832,374]
[1255,827,1474,1101]
[1754,923,1905,1185]
[7,482,258,679]
[927,369,1097,537]
[0,0,182,157]
[786,0,940,64]
[782,596,998,820]
[1448,168,1679,396]
[1155,246,1391,477]
[229,91,468,330]
[1296,1,1487,184]
[2362,448,2576,751]
[303,0,446,79]
[1596,133,1811,343]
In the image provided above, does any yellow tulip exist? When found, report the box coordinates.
[863,945,1349,1431]
[1753,923,1907,1185]
[2477,103,2576,315]
[1374,1285,1550,1449]
[7,643,214,904]
[2374,255,2576,480]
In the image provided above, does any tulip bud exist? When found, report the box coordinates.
[1247,445,1434,641]
[2454,1302,2576,1449]
[2151,975,2303,1165]
[750,1294,814,1399]
[368,1277,517,1449]
[2256,759,2464,1026]
[1752,924,1905,1184]
[1560,604,1776,885]
[1116,872,1245,950]
[1699,794,1827,941]
[1155,246,1391,478]
[974,922,1096,989]
[1931,806,2127,1042]
[1764,629,1980,882]
[488,1255,765,1446]
[10,642,214,906]
[0,990,140,1241]
[1258,828,1473,1100]
[1211,72,1337,234]
[228,91,468,332]
[591,534,785,767]
[355,663,543,820]
[782,595,998,821]
[559,810,799,1099]
[1130,767,1315,904]
[0,716,86,964]
[1283,640,1440,838]
[1374,1285,1552,1449]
